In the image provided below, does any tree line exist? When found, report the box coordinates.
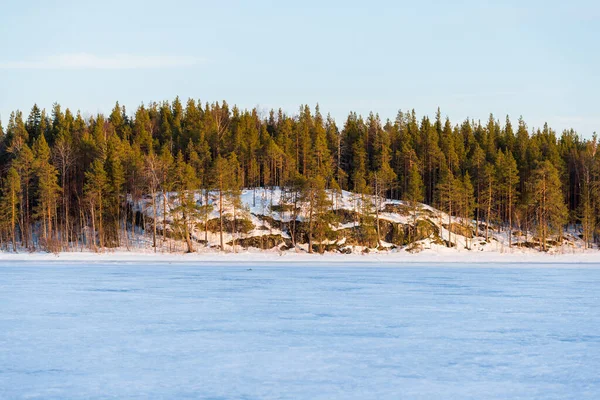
[0,98,597,253]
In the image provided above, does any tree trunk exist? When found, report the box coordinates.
[11,189,17,252]
[204,189,209,244]
[98,192,104,250]
[163,192,168,242]
[485,181,491,242]
[232,200,237,253]
[152,191,157,251]
[219,188,224,251]
[183,206,194,253]
[375,177,381,248]
[508,189,512,248]
[448,202,452,247]
[90,203,97,252]
[308,195,314,254]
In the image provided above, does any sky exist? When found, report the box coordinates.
[1,0,598,136]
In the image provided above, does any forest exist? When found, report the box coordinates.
[0,98,597,253]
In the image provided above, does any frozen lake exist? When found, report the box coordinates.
[1,262,599,399]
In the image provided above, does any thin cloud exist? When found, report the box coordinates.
[0,53,202,70]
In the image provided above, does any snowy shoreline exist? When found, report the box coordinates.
[1,249,599,265]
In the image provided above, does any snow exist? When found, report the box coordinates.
[2,247,600,264]
[1,261,599,399]
[127,187,597,257]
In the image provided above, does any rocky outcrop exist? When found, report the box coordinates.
[198,218,255,234]
[227,234,291,249]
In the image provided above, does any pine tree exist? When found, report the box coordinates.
[460,173,475,249]
[213,155,227,250]
[405,162,424,242]
[133,105,154,154]
[145,153,161,250]
[84,159,108,250]
[2,167,21,251]
[421,117,442,204]
[440,117,459,174]
[481,163,496,241]
[225,153,244,252]
[52,130,74,248]
[171,152,198,253]
[159,145,175,243]
[6,111,29,153]
[13,145,34,248]
[580,180,595,249]
[580,138,598,248]
[436,166,457,246]
[124,144,145,244]
[33,134,61,249]
[528,161,568,251]
[496,150,519,247]
[303,174,332,254]
[105,138,125,247]
[371,117,396,246]
[312,105,333,181]
[284,174,307,249]
[1,97,599,255]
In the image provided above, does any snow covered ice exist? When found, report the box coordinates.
[1,262,599,399]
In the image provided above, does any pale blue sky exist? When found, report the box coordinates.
[1,0,598,135]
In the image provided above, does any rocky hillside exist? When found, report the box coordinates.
[134,188,586,255]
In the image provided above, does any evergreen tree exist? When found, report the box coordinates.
[33,134,61,248]
[14,145,34,248]
[171,152,198,253]
[405,162,424,242]
[436,166,457,246]
[84,159,108,250]
[6,111,28,153]
[1,98,599,254]
[303,174,332,254]
[225,153,244,252]
[528,161,568,251]
[460,173,475,249]
[496,150,519,247]
[579,137,598,248]
[105,139,125,247]
[159,145,175,243]
[481,163,496,241]
[52,129,74,248]
[213,155,228,250]
[2,166,21,251]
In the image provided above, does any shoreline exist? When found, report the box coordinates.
[1,249,599,265]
